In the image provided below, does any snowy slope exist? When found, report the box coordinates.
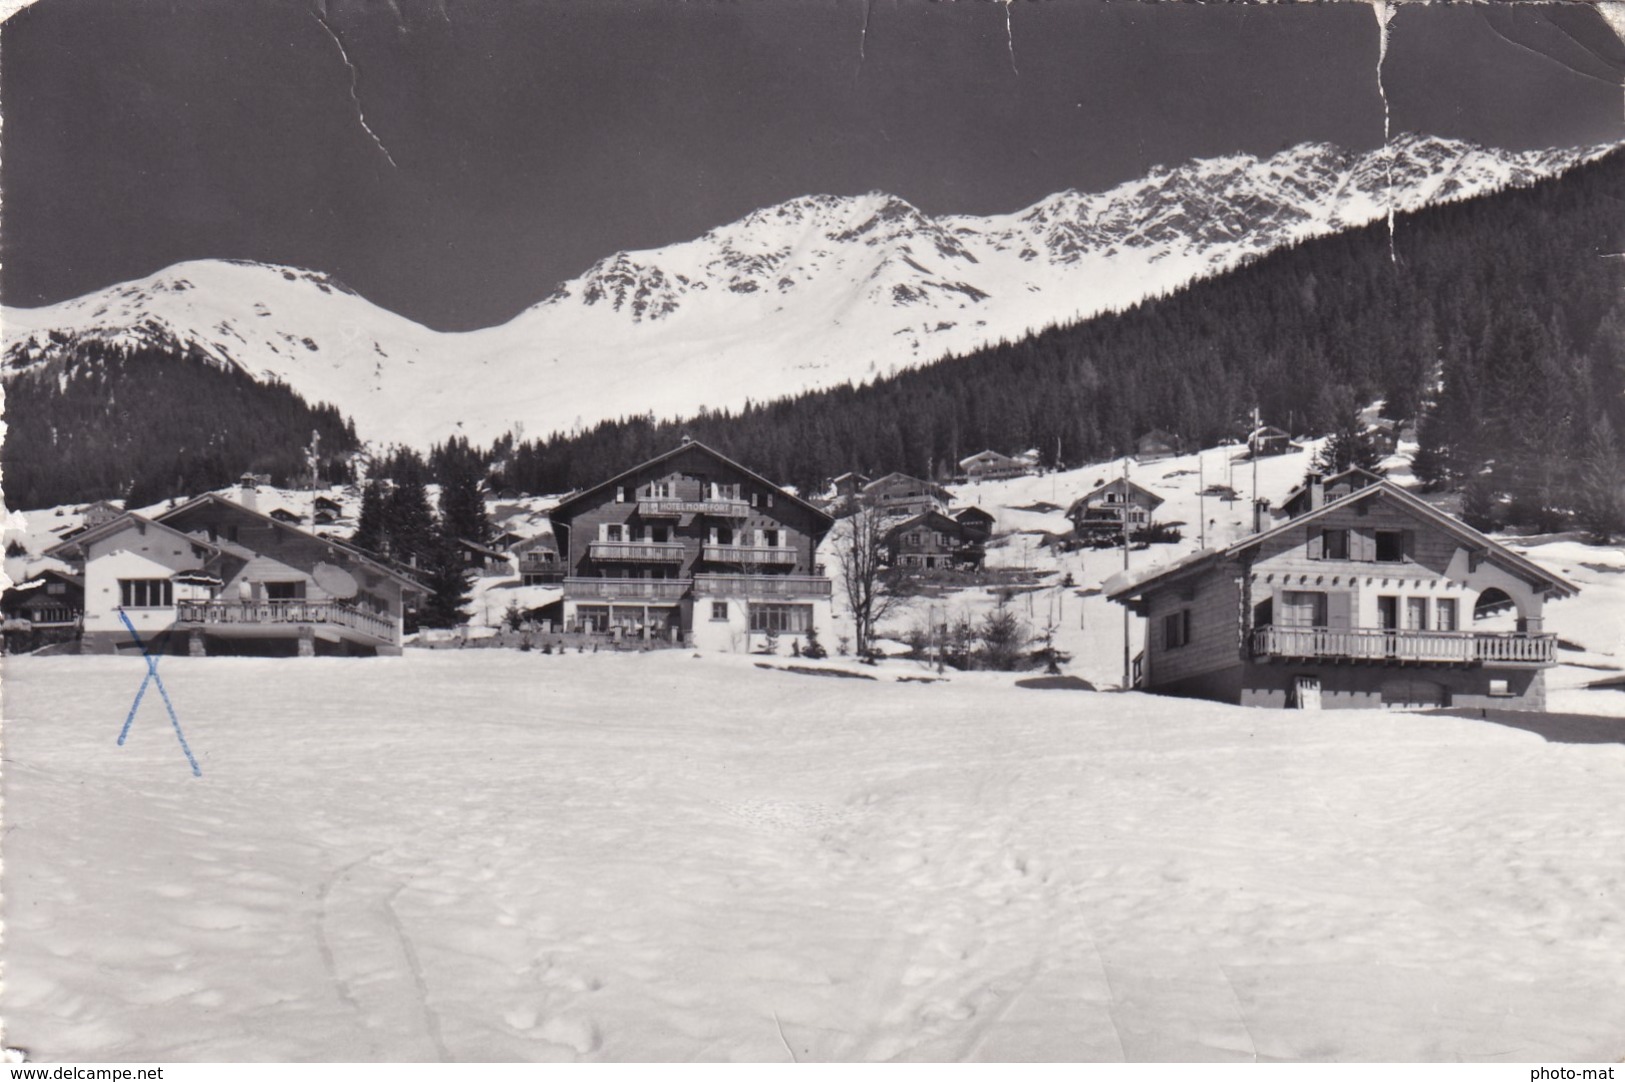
[5,135,1612,446]
[5,650,1624,1061]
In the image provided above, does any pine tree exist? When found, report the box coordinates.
[437,446,490,544]
[382,460,436,569]
[1578,415,1625,542]
[417,531,472,629]
[352,478,389,555]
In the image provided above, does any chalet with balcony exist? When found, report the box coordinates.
[959,450,1030,484]
[1248,424,1294,458]
[513,532,563,585]
[46,494,424,657]
[862,473,955,518]
[1067,479,1165,539]
[883,511,986,571]
[1106,479,1576,711]
[549,440,834,653]
[2,567,84,652]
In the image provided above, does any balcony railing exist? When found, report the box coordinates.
[637,497,750,518]
[702,544,798,566]
[1249,626,1556,666]
[563,577,691,601]
[587,540,687,562]
[692,573,833,600]
[174,599,398,643]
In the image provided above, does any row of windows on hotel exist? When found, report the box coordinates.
[573,601,813,634]
[597,523,791,546]
[613,481,772,506]
[119,577,311,608]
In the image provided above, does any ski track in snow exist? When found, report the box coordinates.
[5,648,1625,1062]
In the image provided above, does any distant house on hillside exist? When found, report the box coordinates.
[548,439,834,652]
[862,472,954,518]
[958,450,1030,483]
[269,508,304,525]
[46,494,424,657]
[1066,479,1166,538]
[883,511,986,571]
[953,506,996,542]
[513,533,563,585]
[82,500,124,529]
[1136,429,1182,462]
[1107,479,1575,711]
[458,537,512,574]
[1248,425,1294,458]
[2,567,84,653]
[1276,467,1384,520]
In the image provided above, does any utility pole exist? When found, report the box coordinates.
[1198,452,1206,549]
[1121,454,1132,690]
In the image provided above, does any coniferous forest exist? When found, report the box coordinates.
[475,149,1624,531]
[2,342,360,510]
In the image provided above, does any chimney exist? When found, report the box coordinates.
[238,479,257,513]
[1307,472,1325,511]
[1253,498,1271,534]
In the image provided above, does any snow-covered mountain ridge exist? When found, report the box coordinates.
[5,134,1613,446]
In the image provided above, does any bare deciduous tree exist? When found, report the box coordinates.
[832,501,901,659]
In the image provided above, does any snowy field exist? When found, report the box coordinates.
[5,650,1625,1062]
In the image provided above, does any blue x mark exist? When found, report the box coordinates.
[118,609,202,777]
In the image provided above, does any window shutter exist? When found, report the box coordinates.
[1326,591,1352,631]
[1402,530,1416,561]
[1353,529,1373,562]
[1307,526,1323,560]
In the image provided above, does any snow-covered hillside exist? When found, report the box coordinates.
[5,134,1611,446]
[5,649,1625,1061]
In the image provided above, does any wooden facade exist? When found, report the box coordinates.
[884,511,986,570]
[1108,480,1577,711]
[959,450,1030,483]
[549,440,834,652]
[1066,478,1166,537]
[862,472,955,518]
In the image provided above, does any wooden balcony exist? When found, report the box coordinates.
[692,573,833,600]
[637,497,750,518]
[587,540,687,562]
[174,599,398,644]
[1249,626,1556,666]
[563,577,691,601]
[701,544,798,566]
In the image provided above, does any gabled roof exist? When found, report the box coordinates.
[1278,465,1385,513]
[155,493,427,593]
[1067,478,1165,516]
[883,509,964,540]
[954,505,995,521]
[549,440,834,527]
[457,537,511,561]
[44,512,222,561]
[863,472,955,500]
[958,449,1021,469]
[1107,480,1578,603]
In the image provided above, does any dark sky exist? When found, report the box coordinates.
[3,0,1622,331]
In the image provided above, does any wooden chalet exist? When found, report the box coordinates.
[2,567,85,652]
[953,506,996,542]
[458,537,513,574]
[1248,425,1294,458]
[46,494,425,657]
[1276,467,1384,520]
[1107,479,1576,711]
[883,511,986,571]
[862,472,955,518]
[1135,429,1182,462]
[269,508,304,525]
[512,532,563,585]
[548,440,834,652]
[958,450,1030,483]
[1066,479,1166,538]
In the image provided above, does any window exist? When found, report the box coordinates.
[1375,530,1405,562]
[265,581,306,601]
[1163,609,1191,648]
[767,493,774,508]
[750,603,813,633]
[649,481,672,498]
[1488,678,1513,698]
[1280,591,1327,628]
[763,529,781,547]
[615,487,626,504]
[1436,598,1458,632]
[46,582,66,595]
[649,525,670,543]
[576,606,610,633]
[119,579,173,608]
[907,531,924,546]
[1322,528,1350,560]
[604,523,625,542]
[711,601,729,622]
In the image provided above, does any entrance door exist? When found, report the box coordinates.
[1377,595,1399,657]
[1292,675,1322,710]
